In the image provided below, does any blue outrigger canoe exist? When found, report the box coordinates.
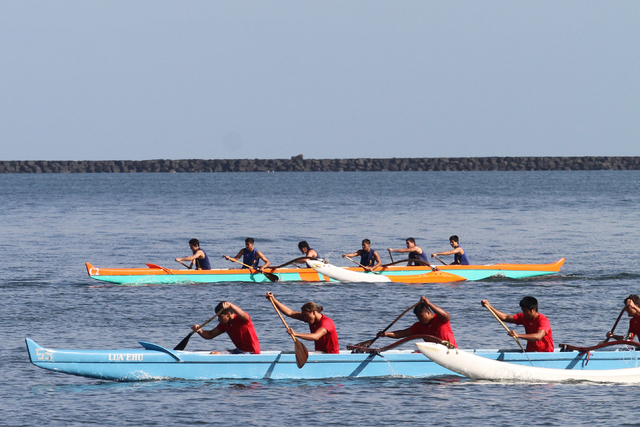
[25,338,639,382]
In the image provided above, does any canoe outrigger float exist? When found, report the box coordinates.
[416,340,640,383]
[85,258,565,285]
[26,335,638,382]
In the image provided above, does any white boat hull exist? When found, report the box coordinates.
[306,260,391,283]
[416,342,640,383]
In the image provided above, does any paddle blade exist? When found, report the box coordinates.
[173,334,192,351]
[264,271,279,282]
[354,338,376,348]
[294,339,309,369]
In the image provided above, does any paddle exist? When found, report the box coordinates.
[348,334,454,354]
[388,249,394,264]
[174,308,224,351]
[433,256,447,265]
[146,263,173,275]
[484,304,534,366]
[344,255,382,274]
[268,295,308,368]
[353,301,420,348]
[175,260,192,269]
[270,256,319,269]
[223,256,279,282]
[604,305,627,343]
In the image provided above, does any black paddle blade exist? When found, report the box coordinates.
[174,334,191,351]
[264,272,279,282]
[294,339,309,369]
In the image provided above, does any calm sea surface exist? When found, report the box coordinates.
[2,171,640,426]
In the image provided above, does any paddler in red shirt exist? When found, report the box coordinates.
[377,296,458,348]
[481,296,554,352]
[606,294,640,341]
[265,292,340,353]
[191,301,261,354]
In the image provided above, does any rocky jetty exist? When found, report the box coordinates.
[1,155,639,173]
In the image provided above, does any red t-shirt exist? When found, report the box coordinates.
[309,315,340,353]
[512,312,554,352]
[409,316,458,348]
[629,316,640,338]
[216,314,261,354]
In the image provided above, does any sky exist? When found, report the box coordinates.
[1,1,638,161]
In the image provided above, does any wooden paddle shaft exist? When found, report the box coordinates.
[175,260,192,269]
[434,256,447,265]
[269,297,299,344]
[191,308,225,337]
[485,305,527,352]
[226,257,257,270]
[344,255,381,273]
[604,306,627,343]
[388,249,394,263]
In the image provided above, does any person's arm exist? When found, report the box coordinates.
[431,247,463,258]
[387,247,422,255]
[290,327,328,342]
[226,302,250,322]
[256,251,270,270]
[342,250,362,258]
[481,300,516,323]
[265,292,304,321]
[224,249,245,263]
[509,328,546,342]
[365,251,382,271]
[175,249,205,263]
[421,296,450,322]
[377,327,412,339]
[191,325,224,340]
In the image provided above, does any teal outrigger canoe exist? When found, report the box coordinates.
[85,258,564,285]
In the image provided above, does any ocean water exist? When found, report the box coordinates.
[2,171,640,426]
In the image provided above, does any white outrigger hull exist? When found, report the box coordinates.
[306,260,391,283]
[416,342,640,383]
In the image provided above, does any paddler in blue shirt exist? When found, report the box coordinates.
[224,237,271,271]
[431,235,470,265]
[175,238,211,270]
[342,239,382,272]
[388,238,436,268]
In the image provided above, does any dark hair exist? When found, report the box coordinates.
[298,241,310,250]
[362,239,371,245]
[189,238,200,247]
[215,301,235,315]
[245,238,255,244]
[449,235,459,243]
[301,302,323,313]
[625,295,640,306]
[406,238,416,244]
[413,303,432,315]
[519,296,538,311]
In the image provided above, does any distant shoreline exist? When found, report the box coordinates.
[1,155,638,173]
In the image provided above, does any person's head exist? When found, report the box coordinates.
[413,303,434,324]
[189,238,200,251]
[298,241,310,254]
[215,301,236,323]
[519,296,539,319]
[406,238,416,248]
[625,295,640,316]
[300,301,323,323]
[361,239,371,251]
[245,238,255,250]
[449,235,459,248]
